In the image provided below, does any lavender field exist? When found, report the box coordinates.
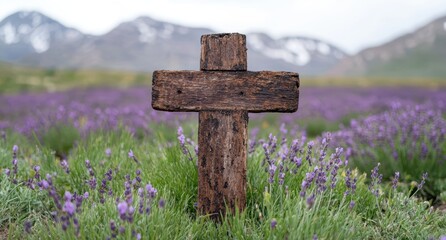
[1,86,446,239]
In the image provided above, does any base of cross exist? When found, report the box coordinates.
[152,33,299,221]
[198,110,248,220]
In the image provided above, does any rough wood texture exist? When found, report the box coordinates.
[198,111,248,219]
[200,33,247,71]
[152,70,299,112]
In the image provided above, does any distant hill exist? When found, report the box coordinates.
[330,15,446,78]
[0,11,89,61]
[0,11,347,75]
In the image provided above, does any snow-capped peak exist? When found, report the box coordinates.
[0,11,83,53]
[133,17,176,43]
[247,33,346,66]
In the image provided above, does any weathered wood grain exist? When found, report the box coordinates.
[200,33,247,71]
[152,70,299,112]
[198,110,248,219]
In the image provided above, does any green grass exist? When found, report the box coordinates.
[0,63,152,94]
[0,125,445,239]
[1,62,445,95]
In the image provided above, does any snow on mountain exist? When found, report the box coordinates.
[0,11,86,60]
[247,33,345,67]
[0,11,347,75]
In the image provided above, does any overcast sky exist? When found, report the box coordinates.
[1,0,446,53]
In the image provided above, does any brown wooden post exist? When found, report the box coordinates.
[198,34,248,219]
[151,33,299,221]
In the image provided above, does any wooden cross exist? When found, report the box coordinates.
[152,33,299,220]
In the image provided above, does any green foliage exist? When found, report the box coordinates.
[0,63,152,95]
[40,123,80,159]
[0,176,50,228]
[0,127,445,239]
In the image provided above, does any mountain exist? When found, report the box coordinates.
[0,11,89,62]
[246,33,346,74]
[0,11,347,74]
[21,16,212,71]
[330,15,446,77]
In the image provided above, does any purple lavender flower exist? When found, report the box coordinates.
[13,145,18,154]
[64,191,73,201]
[306,194,316,209]
[270,219,277,229]
[418,172,428,190]
[278,172,285,186]
[105,148,112,157]
[60,160,70,174]
[40,179,49,189]
[315,168,327,193]
[306,141,314,166]
[128,149,140,164]
[32,165,41,182]
[177,126,194,161]
[159,198,166,208]
[63,201,76,216]
[117,201,128,220]
[300,170,316,197]
[369,163,382,197]
[24,220,32,234]
[146,183,157,198]
[349,201,355,209]
[73,217,80,237]
[138,188,145,214]
[392,172,400,189]
[89,177,97,189]
[4,168,10,176]
[268,164,277,184]
[313,234,318,240]
[109,220,118,238]
[83,192,89,199]
[136,233,141,240]
[128,149,134,158]
[11,146,19,184]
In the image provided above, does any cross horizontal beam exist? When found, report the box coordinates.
[152,70,299,113]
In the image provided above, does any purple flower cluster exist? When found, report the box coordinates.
[344,169,357,196]
[60,159,70,174]
[277,87,446,124]
[369,163,383,197]
[110,178,158,239]
[0,88,193,136]
[392,172,400,190]
[128,149,140,164]
[418,172,428,190]
[177,126,198,161]
[332,103,446,176]
[85,160,97,189]
[99,169,114,204]
[11,145,19,184]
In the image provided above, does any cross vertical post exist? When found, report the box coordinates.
[198,34,248,219]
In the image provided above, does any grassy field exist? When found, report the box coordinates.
[1,63,445,95]
[1,65,445,239]
[1,125,445,239]
[0,63,152,94]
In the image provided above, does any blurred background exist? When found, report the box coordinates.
[0,0,445,93]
